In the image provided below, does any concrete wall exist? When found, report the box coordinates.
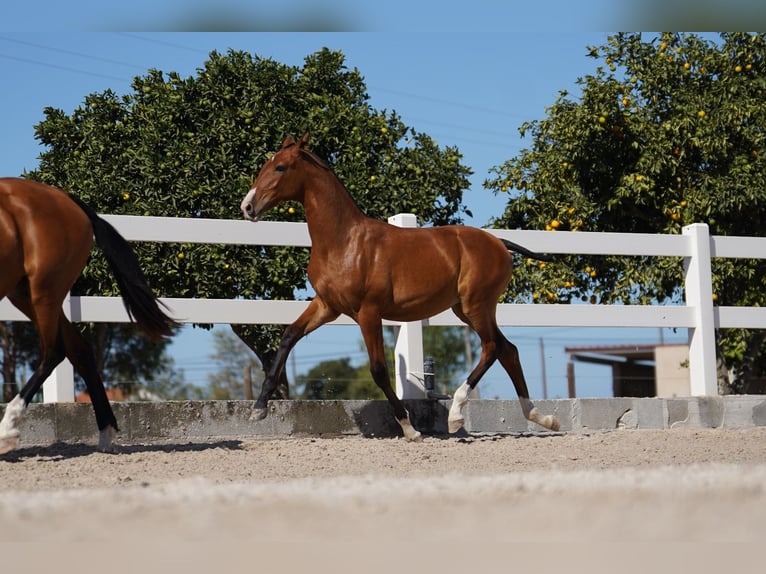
[5,396,766,448]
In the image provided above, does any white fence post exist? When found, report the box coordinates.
[683,223,718,395]
[388,213,426,399]
[42,293,75,403]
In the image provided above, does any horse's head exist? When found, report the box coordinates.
[241,132,312,222]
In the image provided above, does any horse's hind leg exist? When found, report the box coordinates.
[0,291,67,454]
[495,332,560,431]
[447,306,499,433]
[59,317,119,451]
[447,305,560,433]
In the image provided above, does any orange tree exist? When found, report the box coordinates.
[29,48,472,398]
[487,33,766,393]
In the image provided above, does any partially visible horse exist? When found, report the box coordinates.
[0,178,177,453]
[241,133,560,440]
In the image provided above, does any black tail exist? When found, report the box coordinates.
[69,195,178,341]
[500,238,555,263]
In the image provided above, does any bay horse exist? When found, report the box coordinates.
[241,133,560,441]
[0,178,177,454]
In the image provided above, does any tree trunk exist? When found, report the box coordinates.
[740,331,766,394]
[231,324,290,400]
[0,323,17,402]
[244,364,253,400]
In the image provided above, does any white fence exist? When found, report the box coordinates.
[2,214,766,402]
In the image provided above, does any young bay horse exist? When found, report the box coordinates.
[241,133,560,441]
[0,178,177,453]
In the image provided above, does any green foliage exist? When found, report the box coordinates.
[421,326,479,392]
[298,357,384,400]
[28,48,472,396]
[207,329,263,400]
[0,322,38,401]
[296,326,478,400]
[77,323,193,399]
[487,33,766,393]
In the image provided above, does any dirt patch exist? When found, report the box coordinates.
[1,428,764,573]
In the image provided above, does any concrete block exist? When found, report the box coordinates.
[274,400,360,436]
[577,398,638,431]
[18,403,57,444]
[117,401,199,441]
[722,395,766,429]
[754,398,766,427]
[54,403,100,444]
[635,398,666,429]
[348,400,401,438]
[668,397,723,429]
[463,399,526,433]
[6,396,765,449]
[666,398,690,428]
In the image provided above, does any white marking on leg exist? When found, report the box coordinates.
[0,395,26,454]
[397,411,422,442]
[98,426,118,452]
[448,380,471,433]
[520,397,560,431]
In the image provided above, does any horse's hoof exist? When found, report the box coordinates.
[545,415,561,432]
[447,417,465,434]
[405,430,423,443]
[0,434,20,455]
[98,426,118,453]
[397,413,422,442]
[250,407,268,421]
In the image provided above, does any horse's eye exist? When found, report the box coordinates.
[275,165,287,172]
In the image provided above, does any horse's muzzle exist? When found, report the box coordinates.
[241,188,259,222]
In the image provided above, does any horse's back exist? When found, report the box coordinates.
[0,178,93,285]
[389,223,510,269]
[368,222,512,319]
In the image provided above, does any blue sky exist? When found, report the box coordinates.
[0,31,692,398]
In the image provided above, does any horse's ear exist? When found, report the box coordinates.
[298,131,311,149]
[281,134,296,148]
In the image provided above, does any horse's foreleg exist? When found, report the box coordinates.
[252,298,339,421]
[358,310,421,442]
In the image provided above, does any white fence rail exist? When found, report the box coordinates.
[2,214,765,402]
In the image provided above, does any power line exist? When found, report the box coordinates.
[0,53,128,83]
[369,85,528,119]
[1,34,541,149]
[0,35,147,71]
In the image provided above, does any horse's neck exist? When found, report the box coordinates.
[303,176,367,247]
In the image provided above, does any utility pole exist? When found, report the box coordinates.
[539,337,548,399]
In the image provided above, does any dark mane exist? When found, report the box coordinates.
[299,148,333,171]
[298,148,368,215]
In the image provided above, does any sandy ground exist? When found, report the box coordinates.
[1,427,765,573]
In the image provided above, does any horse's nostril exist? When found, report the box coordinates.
[245,204,253,214]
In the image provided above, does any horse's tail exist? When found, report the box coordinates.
[499,238,555,263]
[69,195,178,341]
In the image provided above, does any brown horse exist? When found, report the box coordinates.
[0,178,177,453]
[241,133,560,441]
